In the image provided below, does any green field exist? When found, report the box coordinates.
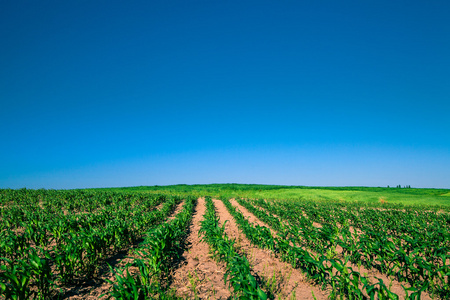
[106,184,450,209]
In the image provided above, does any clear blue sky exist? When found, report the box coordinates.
[1,1,449,189]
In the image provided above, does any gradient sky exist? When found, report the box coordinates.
[1,1,449,189]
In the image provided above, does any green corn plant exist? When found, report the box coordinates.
[54,235,84,285]
[224,255,268,300]
[402,282,429,300]
[139,224,177,280]
[105,261,151,300]
[0,258,33,300]
[372,278,399,300]
[79,229,107,278]
[329,258,365,299]
[0,231,29,262]
[28,247,54,299]
[23,219,49,247]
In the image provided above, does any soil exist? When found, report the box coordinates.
[230,199,277,236]
[170,197,231,299]
[213,199,329,300]
[168,199,186,221]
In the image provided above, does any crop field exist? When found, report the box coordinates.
[1,186,449,299]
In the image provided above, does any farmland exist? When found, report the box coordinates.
[1,185,449,299]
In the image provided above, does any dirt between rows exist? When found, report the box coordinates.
[213,199,329,300]
[248,200,434,300]
[170,197,231,299]
[167,199,187,221]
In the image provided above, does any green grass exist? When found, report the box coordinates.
[239,188,450,206]
[98,184,450,208]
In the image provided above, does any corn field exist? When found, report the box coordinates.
[0,189,449,299]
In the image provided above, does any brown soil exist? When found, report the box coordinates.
[230,199,276,235]
[170,197,231,299]
[213,199,329,300]
[168,199,186,220]
[154,201,166,211]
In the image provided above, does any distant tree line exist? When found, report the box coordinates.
[387,185,411,188]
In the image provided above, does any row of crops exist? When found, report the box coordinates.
[235,197,450,299]
[0,189,187,299]
[1,188,449,299]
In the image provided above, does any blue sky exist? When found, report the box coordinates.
[1,0,449,189]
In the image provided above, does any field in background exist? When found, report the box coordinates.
[105,184,450,208]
